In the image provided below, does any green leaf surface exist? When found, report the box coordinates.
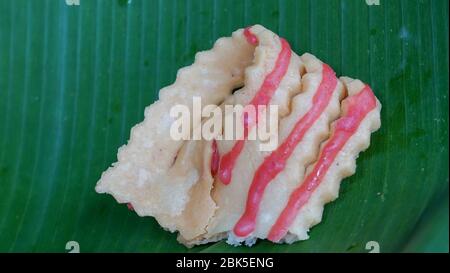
[0,0,448,253]
[402,190,449,253]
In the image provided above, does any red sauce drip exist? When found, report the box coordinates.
[217,33,292,185]
[244,27,259,45]
[233,64,338,237]
[210,139,220,177]
[267,85,377,242]
[126,203,134,211]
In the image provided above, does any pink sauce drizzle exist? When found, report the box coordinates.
[244,27,258,45]
[217,27,292,185]
[210,139,220,177]
[233,64,338,237]
[267,85,377,242]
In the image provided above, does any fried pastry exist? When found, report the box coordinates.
[95,25,381,247]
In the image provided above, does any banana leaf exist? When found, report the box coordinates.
[0,0,448,253]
